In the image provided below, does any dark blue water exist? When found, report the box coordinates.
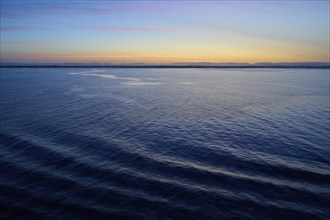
[0,68,329,220]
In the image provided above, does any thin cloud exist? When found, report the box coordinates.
[78,26,234,35]
[0,26,49,32]
[1,41,51,46]
[0,1,168,19]
[79,26,183,33]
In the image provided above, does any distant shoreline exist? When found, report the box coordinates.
[1,65,329,69]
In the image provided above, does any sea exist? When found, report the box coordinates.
[0,68,329,220]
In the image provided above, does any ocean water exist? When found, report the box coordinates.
[0,68,329,220]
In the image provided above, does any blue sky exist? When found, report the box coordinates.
[0,0,329,63]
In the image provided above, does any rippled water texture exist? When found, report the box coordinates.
[1,68,329,219]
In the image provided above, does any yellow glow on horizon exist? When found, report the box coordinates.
[2,49,329,63]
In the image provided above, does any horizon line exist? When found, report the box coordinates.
[1,61,329,65]
[1,62,329,69]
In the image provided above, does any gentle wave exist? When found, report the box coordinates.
[1,132,329,212]
[69,69,162,86]
[1,68,329,219]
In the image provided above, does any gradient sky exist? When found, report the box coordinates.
[0,0,329,63]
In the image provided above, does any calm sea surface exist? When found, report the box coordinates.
[0,68,329,219]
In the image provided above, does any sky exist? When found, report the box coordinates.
[0,0,329,64]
